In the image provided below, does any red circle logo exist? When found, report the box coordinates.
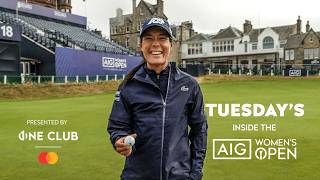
[38,152,58,165]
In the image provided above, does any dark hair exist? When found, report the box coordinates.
[118,58,145,90]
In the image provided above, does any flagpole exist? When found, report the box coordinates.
[16,2,18,19]
[84,0,88,29]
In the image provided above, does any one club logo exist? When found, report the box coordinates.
[38,152,59,165]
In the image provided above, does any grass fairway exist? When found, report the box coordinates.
[0,79,319,180]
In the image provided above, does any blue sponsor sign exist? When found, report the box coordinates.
[284,69,307,76]
[0,0,86,26]
[55,47,141,76]
[102,57,128,70]
[0,23,21,42]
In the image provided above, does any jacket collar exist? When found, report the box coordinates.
[133,62,185,82]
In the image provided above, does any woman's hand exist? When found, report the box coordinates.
[115,134,136,157]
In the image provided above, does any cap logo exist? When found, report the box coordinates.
[147,18,165,25]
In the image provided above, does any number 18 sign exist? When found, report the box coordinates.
[0,23,21,42]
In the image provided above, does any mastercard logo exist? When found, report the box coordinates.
[38,152,59,165]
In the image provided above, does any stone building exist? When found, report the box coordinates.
[181,17,302,73]
[170,21,197,63]
[109,0,196,63]
[284,20,320,70]
[109,0,166,52]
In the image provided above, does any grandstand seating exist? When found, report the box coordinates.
[0,9,136,55]
[0,11,56,50]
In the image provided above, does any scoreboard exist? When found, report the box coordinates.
[0,23,21,42]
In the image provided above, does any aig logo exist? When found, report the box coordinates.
[289,70,301,76]
[213,139,252,159]
[102,57,127,69]
[147,18,165,25]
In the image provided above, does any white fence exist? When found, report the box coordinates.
[0,74,126,85]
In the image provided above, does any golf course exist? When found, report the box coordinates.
[0,78,319,180]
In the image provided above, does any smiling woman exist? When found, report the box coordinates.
[140,25,172,74]
[107,17,207,180]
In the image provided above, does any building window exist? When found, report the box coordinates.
[285,49,295,60]
[126,25,130,32]
[244,41,248,52]
[137,22,142,32]
[212,42,216,53]
[310,35,313,42]
[126,37,130,48]
[252,43,257,50]
[140,8,144,15]
[212,40,234,53]
[188,43,203,55]
[111,26,117,34]
[304,48,319,59]
[263,36,274,49]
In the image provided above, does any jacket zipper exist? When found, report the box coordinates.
[160,65,171,180]
[132,65,172,180]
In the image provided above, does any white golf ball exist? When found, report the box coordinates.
[124,136,135,146]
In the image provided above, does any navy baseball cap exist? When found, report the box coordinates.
[140,17,173,39]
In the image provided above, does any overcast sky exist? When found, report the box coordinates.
[72,0,320,38]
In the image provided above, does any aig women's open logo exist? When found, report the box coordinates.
[102,57,127,69]
[213,139,297,160]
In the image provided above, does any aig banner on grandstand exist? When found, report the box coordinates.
[55,47,141,76]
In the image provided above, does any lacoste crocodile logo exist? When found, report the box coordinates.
[181,86,189,92]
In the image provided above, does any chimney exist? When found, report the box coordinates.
[306,21,310,32]
[132,0,136,14]
[297,16,301,34]
[243,20,252,34]
[116,8,123,17]
[157,0,164,17]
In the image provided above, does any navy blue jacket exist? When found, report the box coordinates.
[108,63,207,180]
